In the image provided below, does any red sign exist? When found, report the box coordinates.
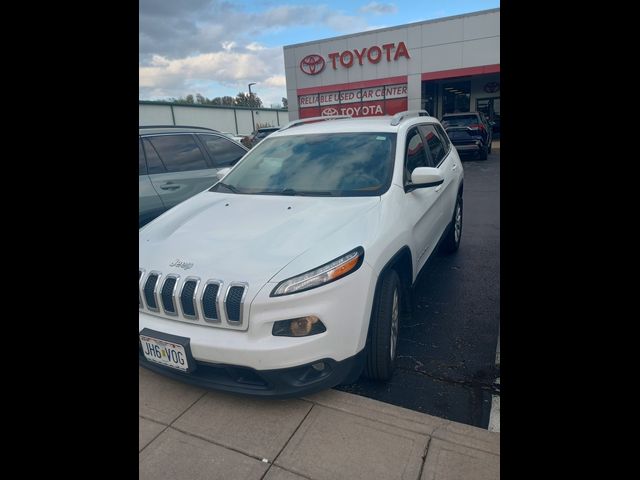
[302,99,408,118]
[300,54,326,75]
[299,42,410,75]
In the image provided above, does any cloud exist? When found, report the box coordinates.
[140,2,373,61]
[246,42,266,52]
[325,13,369,33]
[140,48,282,88]
[221,41,236,51]
[359,2,398,15]
[139,2,378,103]
[263,75,287,88]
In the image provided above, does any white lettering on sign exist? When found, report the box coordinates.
[321,104,385,117]
[299,83,407,115]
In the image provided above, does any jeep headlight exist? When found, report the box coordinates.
[270,247,364,297]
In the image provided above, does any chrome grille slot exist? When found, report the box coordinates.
[180,278,200,319]
[143,272,160,311]
[225,283,247,324]
[202,281,221,322]
[161,276,178,315]
[139,270,144,308]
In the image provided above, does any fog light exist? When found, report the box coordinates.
[272,316,326,337]
[312,362,325,371]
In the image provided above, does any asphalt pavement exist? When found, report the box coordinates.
[336,148,500,429]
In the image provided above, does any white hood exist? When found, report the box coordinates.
[139,191,380,287]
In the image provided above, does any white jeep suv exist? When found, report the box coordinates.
[139,111,464,397]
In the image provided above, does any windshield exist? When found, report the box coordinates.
[441,115,479,128]
[210,132,397,196]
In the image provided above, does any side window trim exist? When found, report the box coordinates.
[197,133,248,168]
[139,138,148,175]
[192,133,216,168]
[184,133,214,169]
[141,136,168,173]
[418,123,446,168]
[404,127,433,185]
[417,128,436,168]
[432,124,452,160]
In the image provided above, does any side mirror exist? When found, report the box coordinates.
[406,167,444,192]
[215,167,231,180]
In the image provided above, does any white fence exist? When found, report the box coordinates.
[139,102,290,136]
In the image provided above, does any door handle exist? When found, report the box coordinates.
[160,184,180,191]
[435,184,443,193]
[452,162,458,170]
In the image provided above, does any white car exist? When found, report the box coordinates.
[139,111,464,397]
[220,132,247,144]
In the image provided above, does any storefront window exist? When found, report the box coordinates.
[442,81,471,114]
[422,81,438,117]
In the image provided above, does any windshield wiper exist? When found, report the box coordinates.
[216,182,240,193]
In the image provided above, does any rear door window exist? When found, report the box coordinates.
[145,134,210,173]
[197,134,247,167]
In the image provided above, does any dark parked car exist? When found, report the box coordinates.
[248,127,280,147]
[441,112,493,160]
[139,125,248,227]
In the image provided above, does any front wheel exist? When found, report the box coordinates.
[364,269,401,381]
[442,195,463,254]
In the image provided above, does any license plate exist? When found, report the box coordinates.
[140,334,190,371]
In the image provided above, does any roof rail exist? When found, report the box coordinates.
[138,125,219,132]
[389,110,430,126]
[280,115,352,131]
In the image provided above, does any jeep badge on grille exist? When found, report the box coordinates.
[169,259,194,270]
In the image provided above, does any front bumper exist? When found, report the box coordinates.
[139,348,365,398]
[139,261,376,370]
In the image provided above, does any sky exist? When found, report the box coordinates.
[139,0,500,108]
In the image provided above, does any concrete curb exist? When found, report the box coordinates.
[139,367,500,480]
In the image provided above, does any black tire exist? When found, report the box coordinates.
[441,195,463,254]
[478,145,488,160]
[364,269,401,381]
[488,140,492,154]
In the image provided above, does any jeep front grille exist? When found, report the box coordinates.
[139,271,248,329]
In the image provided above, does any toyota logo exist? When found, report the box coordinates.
[300,54,325,75]
[321,107,339,116]
[484,82,500,93]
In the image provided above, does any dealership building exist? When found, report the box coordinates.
[283,8,499,125]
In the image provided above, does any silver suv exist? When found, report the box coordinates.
[139,126,248,227]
